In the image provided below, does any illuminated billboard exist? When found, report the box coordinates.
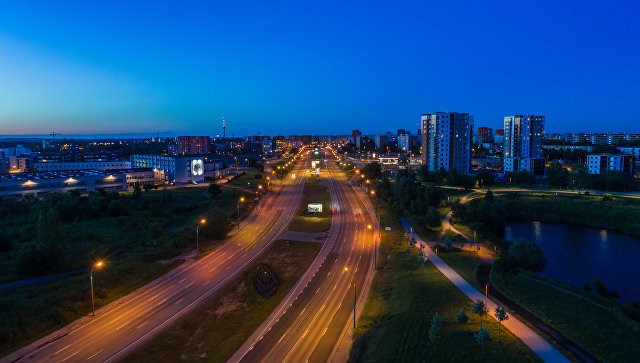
[191,159,204,176]
[307,203,322,213]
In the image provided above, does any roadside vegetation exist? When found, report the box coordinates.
[125,239,321,363]
[348,202,539,362]
[288,175,332,233]
[0,176,257,355]
[270,160,294,179]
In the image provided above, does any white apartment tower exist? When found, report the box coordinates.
[503,115,546,175]
[421,112,474,174]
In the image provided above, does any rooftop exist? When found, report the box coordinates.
[0,168,153,183]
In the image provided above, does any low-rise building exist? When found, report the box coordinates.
[587,154,634,175]
[34,161,132,172]
[504,157,546,176]
[0,168,154,199]
[130,155,205,184]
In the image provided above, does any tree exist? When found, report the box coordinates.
[424,206,441,228]
[255,162,265,173]
[405,247,412,258]
[472,299,489,327]
[133,185,142,199]
[19,210,66,274]
[509,238,547,272]
[0,231,12,252]
[494,305,509,340]
[429,312,443,344]
[443,238,453,251]
[143,184,154,193]
[208,182,221,197]
[107,199,123,217]
[476,169,495,186]
[456,308,469,324]
[474,327,492,358]
[492,254,519,280]
[361,162,382,181]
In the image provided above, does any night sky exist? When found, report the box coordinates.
[0,1,638,136]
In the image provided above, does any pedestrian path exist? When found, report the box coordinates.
[400,217,570,363]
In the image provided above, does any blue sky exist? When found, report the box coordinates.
[0,1,638,136]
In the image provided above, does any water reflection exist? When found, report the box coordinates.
[506,221,640,303]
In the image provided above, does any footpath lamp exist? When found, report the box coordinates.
[90,260,104,317]
[237,197,245,229]
[344,267,357,328]
[196,218,206,257]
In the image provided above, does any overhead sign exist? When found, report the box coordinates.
[308,203,323,213]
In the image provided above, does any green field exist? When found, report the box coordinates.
[287,175,332,233]
[349,206,539,362]
[491,270,640,362]
[0,180,256,355]
[125,239,321,362]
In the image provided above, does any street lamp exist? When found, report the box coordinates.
[90,260,104,317]
[237,197,245,229]
[344,267,357,328]
[196,219,206,257]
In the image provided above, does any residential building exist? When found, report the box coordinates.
[262,139,274,153]
[398,133,410,152]
[421,112,474,174]
[587,154,634,175]
[178,136,210,155]
[275,139,292,152]
[503,115,545,175]
[477,127,493,143]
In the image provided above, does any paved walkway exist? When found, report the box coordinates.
[400,217,569,363]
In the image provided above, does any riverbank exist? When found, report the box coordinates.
[498,193,640,236]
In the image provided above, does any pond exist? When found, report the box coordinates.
[505,221,640,303]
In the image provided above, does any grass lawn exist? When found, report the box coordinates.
[491,270,640,362]
[125,239,321,363]
[349,207,539,362]
[0,187,254,355]
[287,175,332,233]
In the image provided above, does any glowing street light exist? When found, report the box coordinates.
[196,219,206,257]
[90,260,104,316]
[237,197,245,229]
[344,267,357,328]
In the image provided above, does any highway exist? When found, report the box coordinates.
[231,148,377,363]
[4,160,306,363]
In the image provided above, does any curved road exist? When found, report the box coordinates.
[4,161,306,363]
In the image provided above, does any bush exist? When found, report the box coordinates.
[0,231,13,251]
[456,308,469,323]
[508,238,547,272]
[108,200,124,217]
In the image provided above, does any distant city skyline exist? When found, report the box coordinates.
[1,1,639,136]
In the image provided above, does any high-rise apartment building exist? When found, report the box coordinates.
[503,115,545,175]
[178,136,210,155]
[421,112,474,174]
[477,127,493,143]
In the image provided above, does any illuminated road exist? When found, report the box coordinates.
[4,161,306,363]
[231,148,377,363]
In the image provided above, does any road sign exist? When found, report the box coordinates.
[385,227,391,231]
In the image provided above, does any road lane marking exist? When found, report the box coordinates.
[149,294,159,301]
[87,349,104,360]
[186,282,194,288]
[62,351,79,361]
[55,345,71,355]
[301,328,310,339]
[174,298,184,305]
[137,321,148,329]
[116,322,129,330]
[320,303,326,312]
[156,298,168,306]
[178,278,186,284]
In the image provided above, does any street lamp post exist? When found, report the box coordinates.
[237,197,245,229]
[90,261,103,317]
[344,267,357,328]
[196,219,206,257]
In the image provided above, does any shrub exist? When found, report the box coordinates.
[0,232,13,251]
[456,308,469,323]
[509,238,547,272]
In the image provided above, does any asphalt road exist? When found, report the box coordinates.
[232,149,376,363]
[5,162,306,363]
